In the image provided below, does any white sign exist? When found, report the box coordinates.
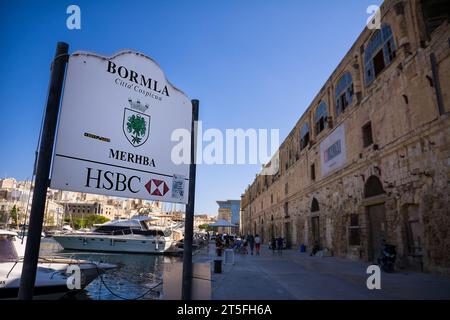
[320,124,347,177]
[50,50,192,204]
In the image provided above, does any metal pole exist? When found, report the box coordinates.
[181,99,199,300]
[18,42,69,300]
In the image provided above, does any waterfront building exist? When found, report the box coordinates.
[43,200,64,227]
[216,200,240,234]
[194,214,217,232]
[0,178,17,190]
[240,0,450,275]
[62,201,127,220]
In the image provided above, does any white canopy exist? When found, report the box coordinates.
[208,219,238,228]
[130,215,160,221]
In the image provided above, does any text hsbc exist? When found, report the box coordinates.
[85,168,140,193]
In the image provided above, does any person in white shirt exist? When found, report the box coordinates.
[254,234,261,256]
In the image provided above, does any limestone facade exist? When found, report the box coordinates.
[240,0,450,275]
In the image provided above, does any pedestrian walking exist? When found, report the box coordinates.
[276,236,283,255]
[243,238,248,254]
[247,234,255,255]
[216,237,224,256]
[255,234,261,256]
[271,237,277,255]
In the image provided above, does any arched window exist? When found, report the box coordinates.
[314,101,328,135]
[311,198,319,212]
[365,24,396,85]
[335,72,354,117]
[364,176,385,198]
[300,123,310,150]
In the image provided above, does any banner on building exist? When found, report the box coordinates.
[50,50,192,204]
[320,124,347,177]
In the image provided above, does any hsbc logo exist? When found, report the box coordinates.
[145,179,169,196]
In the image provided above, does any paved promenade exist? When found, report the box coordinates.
[193,242,450,300]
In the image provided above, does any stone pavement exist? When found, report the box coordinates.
[193,242,450,300]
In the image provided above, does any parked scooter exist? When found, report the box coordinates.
[377,242,397,272]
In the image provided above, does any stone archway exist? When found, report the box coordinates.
[311,198,320,212]
[364,175,385,198]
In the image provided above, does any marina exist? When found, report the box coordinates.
[40,237,183,300]
[1,219,208,300]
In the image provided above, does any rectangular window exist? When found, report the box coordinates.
[271,194,273,204]
[340,93,348,110]
[362,122,373,148]
[311,163,316,181]
[284,202,289,217]
[373,50,386,77]
[285,183,288,195]
[315,117,325,135]
[349,214,361,246]
[300,133,310,150]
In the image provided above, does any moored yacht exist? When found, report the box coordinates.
[53,216,178,254]
[0,230,116,299]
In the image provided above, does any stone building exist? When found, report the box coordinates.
[194,214,217,232]
[217,200,240,234]
[63,201,124,220]
[241,0,450,275]
[0,178,17,190]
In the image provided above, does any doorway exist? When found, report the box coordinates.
[284,222,291,248]
[311,216,320,246]
[402,205,424,270]
[367,204,387,262]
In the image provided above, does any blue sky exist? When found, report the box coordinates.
[0,0,382,215]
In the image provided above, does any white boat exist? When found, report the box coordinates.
[53,216,178,254]
[0,230,116,299]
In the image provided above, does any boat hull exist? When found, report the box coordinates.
[53,234,175,254]
[0,262,115,300]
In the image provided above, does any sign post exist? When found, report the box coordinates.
[50,50,192,203]
[18,42,69,300]
[18,46,194,300]
[182,99,199,300]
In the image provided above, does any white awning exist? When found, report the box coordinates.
[208,219,238,228]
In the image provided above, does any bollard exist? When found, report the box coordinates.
[214,259,222,273]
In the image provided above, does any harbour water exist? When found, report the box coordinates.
[39,238,182,300]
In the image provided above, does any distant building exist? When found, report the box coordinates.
[0,199,63,227]
[0,190,8,200]
[44,200,64,227]
[216,200,240,234]
[0,178,16,190]
[63,201,126,221]
[194,214,216,232]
